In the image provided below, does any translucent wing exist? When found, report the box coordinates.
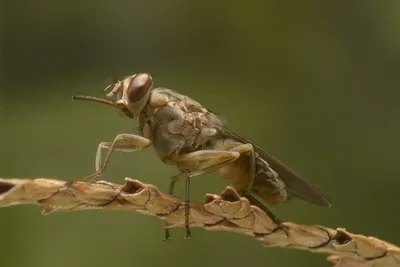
[215,125,331,207]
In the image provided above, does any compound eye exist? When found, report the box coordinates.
[127,73,153,103]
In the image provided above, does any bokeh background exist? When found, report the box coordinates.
[2,1,400,267]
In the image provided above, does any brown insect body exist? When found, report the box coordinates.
[139,87,328,206]
[74,73,330,239]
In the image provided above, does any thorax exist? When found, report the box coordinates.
[138,88,222,163]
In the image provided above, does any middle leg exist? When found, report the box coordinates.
[164,149,241,240]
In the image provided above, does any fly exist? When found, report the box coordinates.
[72,73,331,239]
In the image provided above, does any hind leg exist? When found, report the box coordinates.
[226,144,289,236]
[165,149,241,240]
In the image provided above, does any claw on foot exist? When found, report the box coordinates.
[184,228,191,240]
[164,229,171,241]
[278,223,290,238]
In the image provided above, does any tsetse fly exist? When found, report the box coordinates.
[73,73,331,239]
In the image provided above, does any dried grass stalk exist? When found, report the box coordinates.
[0,177,399,267]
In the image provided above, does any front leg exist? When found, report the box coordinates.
[80,133,151,183]
[95,141,144,172]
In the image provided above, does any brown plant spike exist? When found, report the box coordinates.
[0,177,399,267]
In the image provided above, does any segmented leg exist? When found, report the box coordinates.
[164,149,241,240]
[95,142,142,171]
[184,175,191,239]
[79,133,151,183]
[231,144,289,236]
[225,144,256,192]
[242,192,288,236]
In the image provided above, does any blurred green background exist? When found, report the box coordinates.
[2,1,400,267]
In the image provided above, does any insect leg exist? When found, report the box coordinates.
[164,171,192,240]
[173,150,241,163]
[243,193,288,236]
[79,133,151,183]
[164,170,187,241]
[224,144,255,193]
[225,144,289,236]
[164,150,240,240]
[184,174,191,239]
[95,142,141,172]
[167,149,241,194]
